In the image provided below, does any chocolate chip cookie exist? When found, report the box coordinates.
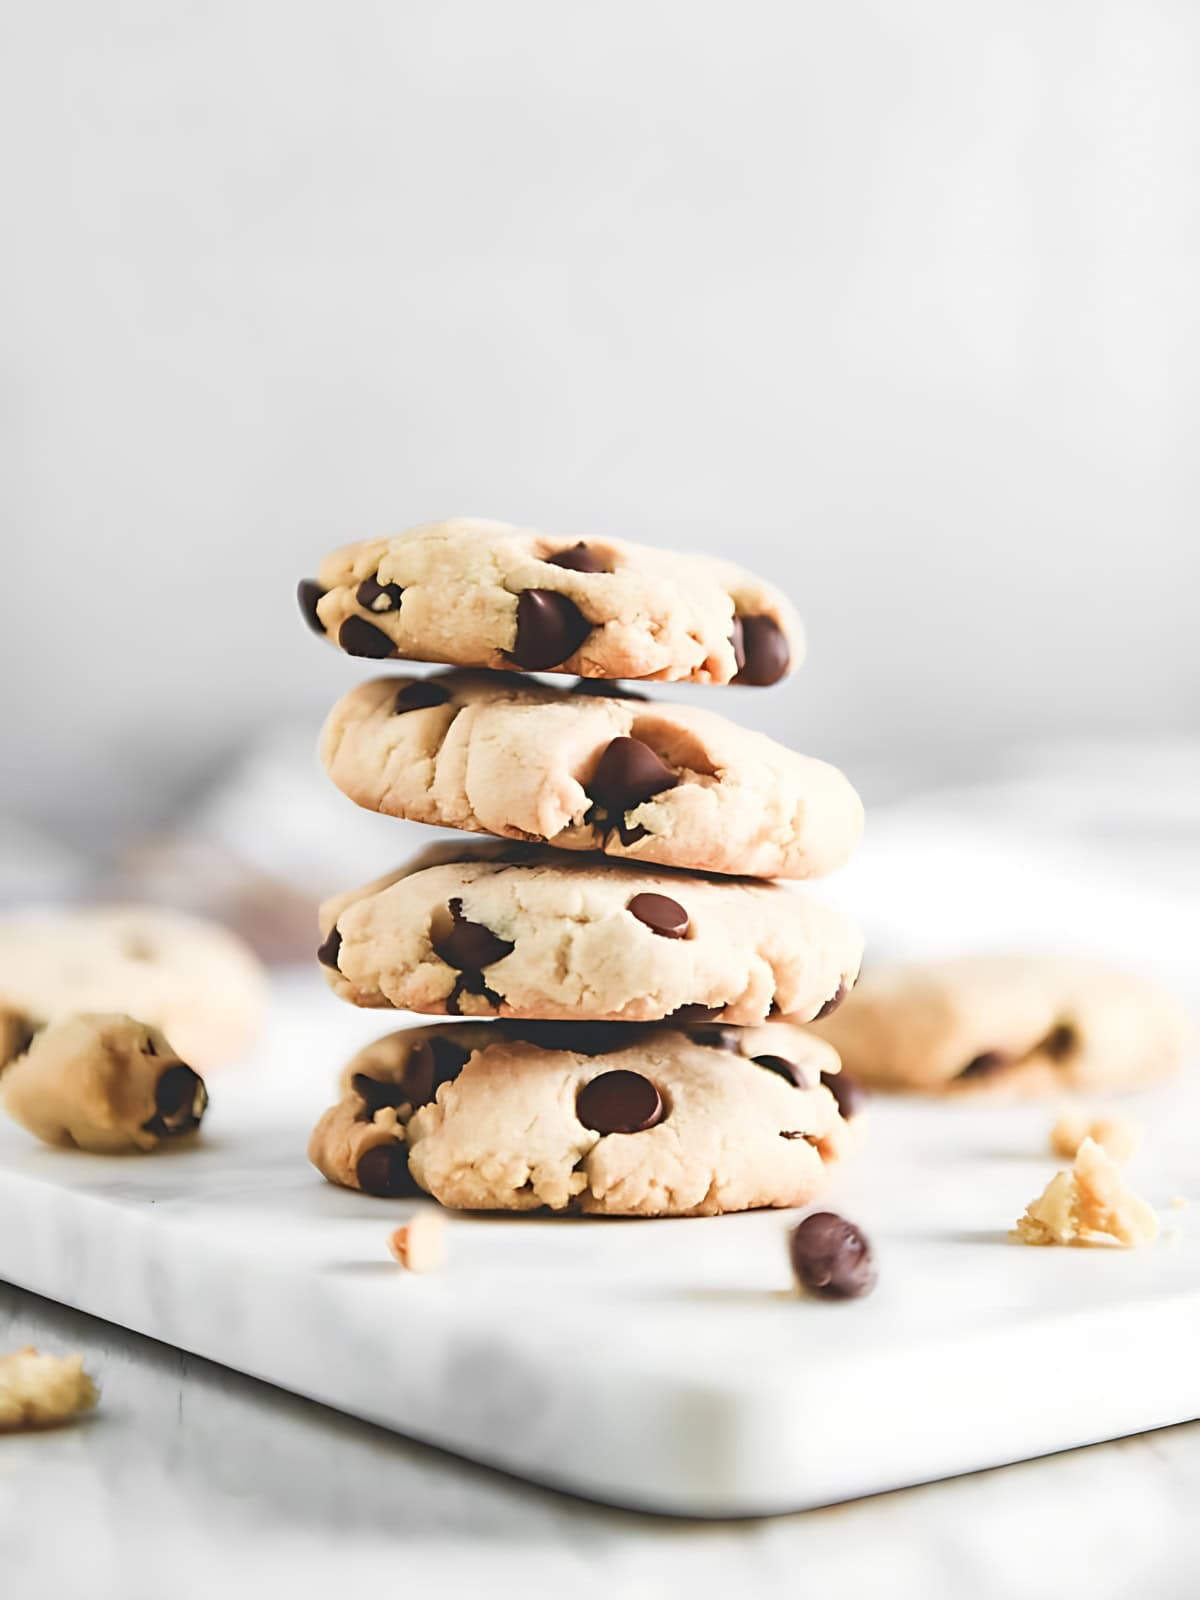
[2,1013,208,1153]
[811,954,1193,1095]
[308,1019,860,1215]
[318,841,863,1025]
[320,672,863,879]
[298,517,801,685]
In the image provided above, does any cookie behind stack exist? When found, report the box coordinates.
[300,517,866,1216]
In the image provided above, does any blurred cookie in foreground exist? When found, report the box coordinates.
[810,955,1192,1096]
[0,905,266,1069]
[2,1013,208,1154]
[0,1348,98,1432]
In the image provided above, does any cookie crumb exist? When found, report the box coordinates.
[387,1209,446,1273]
[1013,1137,1158,1248]
[0,1347,98,1431]
[1050,1110,1141,1164]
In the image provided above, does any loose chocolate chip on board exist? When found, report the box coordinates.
[571,678,650,702]
[356,575,404,612]
[142,1064,207,1139]
[1039,1022,1079,1061]
[338,615,396,659]
[956,1050,1012,1081]
[576,1069,664,1134]
[754,1054,812,1089]
[508,589,592,669]
[356,1142,419,1198]
[587,737,679,814]
[821,1069,866,1119]
[546,542,610,574]
[789,1212,877,1299]
[431,899,515,971]
[733,615,790,687]
[317,926,342,970]
[627,892,689,939]
[403,1036,471,1107]
[297,579,327,635]
[813,980,849,1020]
[394,680,453,714]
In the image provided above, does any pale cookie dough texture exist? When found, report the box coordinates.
[308,1020,861,1215]
[0,906,266,1070]
[0,1348,98,1431]
[299,517,802,685]
[318,842,863,1025]
[812,955,1192,1096]
[320,672,863,880]
[2,1013,208,1154]
[1013,1137,1159,1247]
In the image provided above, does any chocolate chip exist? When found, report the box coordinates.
[779,1130,820,1145]
[338,615,395,658]
[351,1073,412,1117]
[729,616,746,674]
[143,1035,157,1057]
[587,737,678,815]
[431,898,514,971]
[142,1064,207,1138]
[690,1025,741,1052]
[546,542,609,574]
[297,579,326,635]
[356,1143,418,1198]
[356,575,403,612]
[1039,1022,1078,1061]
[667,1003,723,1023]
[813,980,849,1021]
[576,1069,664,1134]
[627,892,689,939]
[402,1035,471,1107]
[822,1069,866,1118]
[317,926,342,970]
[394,680,452,714]
[733,615,790,686]
[616,822,649,847]
[509,1021,637,1056]
[508,589,591,669]
[571,678,649,701]
[956,1051,1011,1081]
[754,1054,812,1089]
[789,1212,877,1299]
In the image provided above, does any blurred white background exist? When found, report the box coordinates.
[2,1,1197,853]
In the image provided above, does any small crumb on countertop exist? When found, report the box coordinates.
[388,1209,446,1273]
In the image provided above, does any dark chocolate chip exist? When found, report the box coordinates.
[509,589,591,669]
[142,1064,207,1138]
[571,678,649,701]
[587,737,679,815]
[546,542,609,574]
[402,1035,471,1107]
[789,1211,877,1299]
[297,579,327,635]
[338,615,396,658]
[356,575,403,612]
[733,615,790,687]
[355,1143,418,1198]
[668,1003,723,1023]
[822,1069,866,1118]
[627,892,689,939]
[616,823,649,847]
[431,898,514,971]
[956,1051,1012,1081]
[729,616,746,675]
[690,1025,741,1052]
[1039,1022,1079,1061]
[394,680,452,714]
[813,980,849,1021]
[143,1035,157,1058]
[576,1069,664,1134]
[779,1130,820,1145]
[508,1021,637,1056]
[351,1073,413,1117]
[317,926,342,970]
[754,1054,812,1089]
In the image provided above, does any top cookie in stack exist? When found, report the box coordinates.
[299,517,866,1217]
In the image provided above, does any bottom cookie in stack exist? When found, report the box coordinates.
[308,1020,866,1218]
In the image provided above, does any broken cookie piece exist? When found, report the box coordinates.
[1014,1137,1158,1248]
[1050,1111,1141,1164]
[0,1347,98,1431]
[1,1013,208,1153]
[387,1209,446,1272]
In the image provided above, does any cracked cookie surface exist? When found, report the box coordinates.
[299,517,801,685]
[308,1019,861,1215]
[320,672,862,880]
[811,955,1192,1095]
[318,841,863,1025]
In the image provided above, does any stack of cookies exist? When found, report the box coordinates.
[300,518,866,1217]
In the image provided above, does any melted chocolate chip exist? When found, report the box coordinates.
[356,575,403,612]
[508,589,591,669]
[576,1069,664,1134]
[813,980,849,1021]
[546,542,609,574]
[142,1064,208,1139]
[733,615,790,686]
[667,1003,723,1023]
[297,579,327,635]
[587,737,678,815]
[956,1051,1012,1081]
[339,615,395,659]
[356,1143,418,1198]
[571,678,650,701]
[754,1054,812,1089]
[402,1035,471,1107]
[508,1021,637,1056]
[822,1069,866,1118]
[394,680,452,714]
[1039,1022,1079,1061]
[789,1212,877,1299]
[317,926,342,970]
[432,898,514,971]
[627,892,689,939]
